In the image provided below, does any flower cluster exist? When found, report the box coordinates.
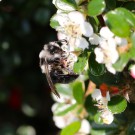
[40,0,135,134]
[94,27,128,74]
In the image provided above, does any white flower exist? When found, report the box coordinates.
[91,89,114,124]
[53,11,93,51]
[94,27,117,74]
[95,36,119,66]
[129,64,135,79]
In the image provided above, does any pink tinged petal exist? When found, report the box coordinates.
[130,65,135,79]
[68,11,85,24]
[81,22,93,37]
[75,37,89,50]
[100,26,114,39]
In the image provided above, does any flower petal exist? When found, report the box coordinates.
[101,110,114,124]
[75,37,89,50]
[89,34,100,45]
[100,26,114,39]
[106,63,116,74]
[53,13,68,26]
[81,22,93,37]
[68,11,85,24]
[91,89,102,101]
[94,48,104,63]
[129,64,135,79]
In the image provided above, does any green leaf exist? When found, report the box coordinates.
[61,121,81,135]
[88,0,106,16]
[62,0,77,7]
[55,83,73,96]
[50,14,60,29]
[89,52,106,76]
[94,112,103,124]
[108,96,127,114]
[113,53,130,72]
[115,8,135,28]
[73,51,88,74]
[105,9,131,37]
[73,81,84,104]
[50,19,60,29]
[55,103,78,116]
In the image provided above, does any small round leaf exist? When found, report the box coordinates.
[105,10,130,37]
[61,121,81,135]
[108,96,127,114]
[88,0,106,16]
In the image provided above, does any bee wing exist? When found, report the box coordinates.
[41,57,60,98]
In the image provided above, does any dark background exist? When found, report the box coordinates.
[0,0,58,134]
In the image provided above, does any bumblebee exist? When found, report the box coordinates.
[39,40,78,97]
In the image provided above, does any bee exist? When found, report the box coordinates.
[39,40,79,98]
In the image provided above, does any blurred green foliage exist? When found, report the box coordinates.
[0,0,58,134]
